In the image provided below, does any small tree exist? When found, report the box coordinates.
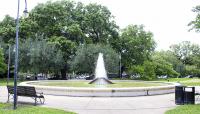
[71,44,119,74]
[19,38,64,77]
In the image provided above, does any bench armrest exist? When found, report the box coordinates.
[36,92,43,96]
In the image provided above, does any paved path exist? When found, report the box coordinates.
[0,86,177,114]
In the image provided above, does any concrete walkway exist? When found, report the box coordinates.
[0,86,177,114]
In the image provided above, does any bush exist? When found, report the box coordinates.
[185,65,200,77]
[128,61,156,80]
[141,61,156,80]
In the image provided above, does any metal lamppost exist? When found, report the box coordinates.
[119,53,122,79]
[14,0,28,109]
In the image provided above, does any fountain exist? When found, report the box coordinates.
[20,54,180,97]
[89,53,113,85]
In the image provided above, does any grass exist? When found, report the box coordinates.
[0,78,13,86]
[165,105,200,114]
[0,78,22,86]
[0,103,75,114]
[156,78,200,86]
[31,80,164,88]
[107,81,163,88]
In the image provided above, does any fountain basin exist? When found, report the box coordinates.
[20,80,180,97]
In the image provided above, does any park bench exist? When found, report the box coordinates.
[7,85,45,105]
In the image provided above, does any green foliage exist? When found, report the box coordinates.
[114,25,155,67]
[153,51,181,69]
[48,36,76,62]
[170,41,200,76]
[129,65,144,75]
[83,3,119,44]
[141,61,156,80]
[24,0,118,45]
[29,0,73,37]
[0,48,6,75]
[191,54,200,68]
[19,37,64,75]
[0,0,119,78]
[189,5,200,32]
[165,104,200,114]
[185,65,200,77]
[152,51,179,77]
[129,61,156,80]
[71,44,119,74]
[0,15,16,43]
[170,41,200,64]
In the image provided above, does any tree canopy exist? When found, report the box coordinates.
[19,37,64,76]
[114,25,155,67]
[169,41,200,76]
[170,41,200,64]
[189,5,200,32]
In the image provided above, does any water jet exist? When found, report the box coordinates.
[89,53,113,85]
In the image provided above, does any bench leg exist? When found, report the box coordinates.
[40,98,45,104]
[34,98,37,106]
[196,95,200,101]
[146,90,149,96]
[42,98,45,104]
[7,94,10,103]
[39,98,42,104]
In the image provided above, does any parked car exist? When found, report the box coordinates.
[107,73,119,79]
[130,74,140,79]
[185,75,193,78]
[158,75,168,79]
[85,75,94,80]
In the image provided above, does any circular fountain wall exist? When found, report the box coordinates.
[20,53,180,97]
[20,80,180,97]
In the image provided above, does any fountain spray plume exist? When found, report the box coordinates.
[89,53,113,85]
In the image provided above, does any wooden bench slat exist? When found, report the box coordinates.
[7,85,45,105]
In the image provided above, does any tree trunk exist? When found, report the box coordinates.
[61,69,67,79]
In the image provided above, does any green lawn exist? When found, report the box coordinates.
[0,78,21,86]
[165,105,200,114]
[107,81,164,88]
[156,78,192,82]
[0,103,75,114]
[31,80,164,88]
[156,78,200,86]
[0,78,12,86]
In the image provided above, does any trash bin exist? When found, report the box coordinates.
[175,86,185,105]
[184,87,195,104]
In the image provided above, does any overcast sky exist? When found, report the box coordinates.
[0,0,200,50]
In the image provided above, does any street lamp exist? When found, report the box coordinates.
[119,50,125,79]
[119,53,122,78]
[14,0,28,109]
